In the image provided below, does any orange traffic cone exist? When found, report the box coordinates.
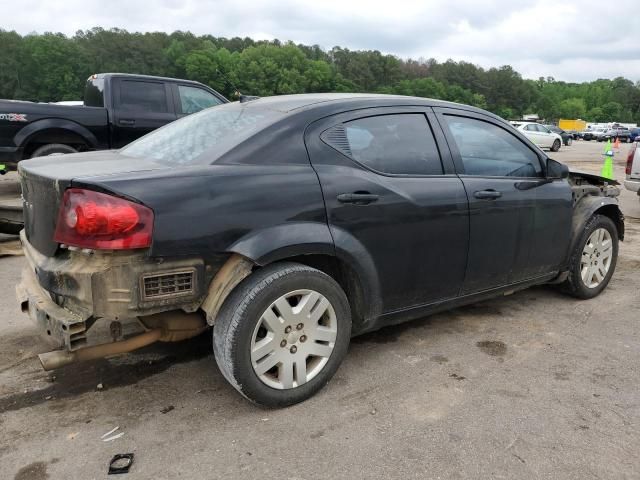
[614,137,620,150]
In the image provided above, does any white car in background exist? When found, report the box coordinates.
[511,122,563,152]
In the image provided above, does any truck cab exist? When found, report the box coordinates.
[0,73,228,165]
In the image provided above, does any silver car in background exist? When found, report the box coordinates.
[510,121,563,152]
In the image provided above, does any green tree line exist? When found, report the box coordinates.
[1,28,640,123]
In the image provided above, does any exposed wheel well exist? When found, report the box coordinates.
[23,129,90,158]
[272,254,367,327]
[595,204,625,241]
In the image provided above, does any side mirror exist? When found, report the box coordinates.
[547,158,569,179]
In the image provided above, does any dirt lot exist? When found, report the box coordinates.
[1,141,639,479]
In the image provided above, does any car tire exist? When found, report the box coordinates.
[31,143,78,158]
[213,262,352,407]
[560,214,618,299]
[551,139,561,152]
[566,137,572,146]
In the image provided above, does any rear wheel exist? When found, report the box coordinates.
[31,143,77,158]
[566,137,572,146]
[560,215,618,299]
[213,262,351,407]
[551,139,561,152]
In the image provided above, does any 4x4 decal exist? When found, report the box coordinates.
[0,113,27,122]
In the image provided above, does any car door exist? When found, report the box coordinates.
[435,108,572,293]
[522,124,542,146]
[110,78,177,148]
[536,124,554,148]
[305,107,469,313]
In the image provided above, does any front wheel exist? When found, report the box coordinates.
[551,139,561,152]
[213,262,352,407]
[560,214,618,299]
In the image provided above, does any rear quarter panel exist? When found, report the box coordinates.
[75,164,330,260]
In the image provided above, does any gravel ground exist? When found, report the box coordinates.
[0,141,639,480]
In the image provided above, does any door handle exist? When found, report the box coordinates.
[118,119,136,126]
[473,189,502,200]
[337,193,379,205]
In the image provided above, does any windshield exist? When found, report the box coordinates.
[121,102,283,165]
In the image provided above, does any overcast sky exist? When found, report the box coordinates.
[2,0,639,83]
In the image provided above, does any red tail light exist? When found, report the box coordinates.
[54,188,153,249]
[626,148,635,175]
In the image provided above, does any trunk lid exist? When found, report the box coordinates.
[19,151,165,256]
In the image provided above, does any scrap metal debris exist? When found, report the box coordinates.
[101,426,120,439]
[108,453,134,475]
[103,432,124,442]
[102,426,124,442]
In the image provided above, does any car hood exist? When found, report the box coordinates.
[569,169,620,186]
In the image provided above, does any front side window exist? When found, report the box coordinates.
[178,85,222,114]
[445,116,542,178]
[323,114,443,175]
[119,80,168,113]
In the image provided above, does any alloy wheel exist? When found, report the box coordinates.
[250,289,337,389]
[580,228,613,288]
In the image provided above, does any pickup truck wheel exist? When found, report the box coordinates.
[213,262,351,407]
[31,143,77,158]
[551,139,561,152]
[561,214,618,299]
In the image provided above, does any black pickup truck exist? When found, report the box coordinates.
[0,73,227,166]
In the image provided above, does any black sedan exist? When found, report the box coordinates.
[16,94,624,406]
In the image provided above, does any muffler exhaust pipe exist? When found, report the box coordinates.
[38,311,208,371]
[39,329,163,370]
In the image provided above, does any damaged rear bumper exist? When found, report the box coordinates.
[16,231,221,352]
[16,266,90,350]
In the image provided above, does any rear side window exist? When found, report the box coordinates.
[119,80,168,113]
[178,85,222,114]
[84,77,104,107]
[445,116,542,178]
[121,102,283,165]
[323,114,443,175]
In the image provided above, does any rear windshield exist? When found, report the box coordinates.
[84,77,105,107]
[120,102,282,165]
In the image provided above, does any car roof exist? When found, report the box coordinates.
[240,93,493,117]
[92,73,208,87]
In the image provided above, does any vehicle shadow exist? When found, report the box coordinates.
[0,285,566,414]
